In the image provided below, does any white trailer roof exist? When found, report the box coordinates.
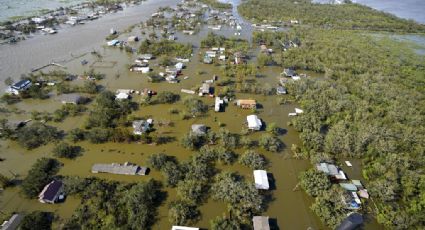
[253,170,269,190]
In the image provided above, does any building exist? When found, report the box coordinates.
[276,86,287,95]
[132,119,153,135]
[171,226,199,230]
[59,93,82,104]
[337,213,363,230]
[175,62,184,70]
[215,97,224,112]
[236,99,256,109]
[130,64,150,73]
[316,162,347,180]
[253,170,269,190]
[115,92,130,100]
[92,162,147,175]
[247,115,262,131]
[203,55,213,64]
[1,214,23,230]
[6,79,32,95]
[38,180,64,204]
[139,54,154,60]
[282,68,296,77]
[191,124,207,135]
[199,83,210,95]
[107,39,120,46]
[253,216,270,230]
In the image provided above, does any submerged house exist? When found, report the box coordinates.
[38,180,64,204]
[282,68,296,77]
[276,86,287,95]
[130,64,150,73]
[253,216,270,230]
[199,83,210,95]
[253,170,269,190]
[59,93,83,104]
[6,79,32,95]
[203,55,213,64]
[115,92,130,100]
[139,54,154,60]
[132,119,153,135]
[1,214,24,230]
[316,162,347,180]
[236,99,256,109]
[191,124,207,135]
[247,115,262,131]
[215,97,224,112]
[91,162,147,175]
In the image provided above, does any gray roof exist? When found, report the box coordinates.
[132,120,150,134]
[92,162,147,175]
[59,93,82,104]
[253,216,270,230]
[1,214,23,230]
[191,124,207,135]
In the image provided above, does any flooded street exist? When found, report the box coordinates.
[0,0,387,229]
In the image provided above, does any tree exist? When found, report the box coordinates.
[177,179,205,203]
[52,142,83,159]
[147,153,172,170]
[311,186,348,229]
[156,91,180,104]
[182,96,208,116]
[180,132,206,150]
[257,53,273,67]
[20,211,53,230]
[17,122,61,149]
[67,128,86,142]
[21,158,61,198]
[299,169,331,197]
[259,134,283,152]
[168,200,200,225]
[0,173,11,188]
[211,215,241,230]
[238,150,267,169]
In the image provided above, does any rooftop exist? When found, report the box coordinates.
[253,216,270,230]
[92,162,147,175]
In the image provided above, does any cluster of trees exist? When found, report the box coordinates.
[238,0,425,32]
[200,32,249,52]
[15,122,62,149]
[138,39,193,58]
[198,0,232,10]
[31,103,87,123]
[52,142,83,159]
[63,177,164,229]
[21,158,61,198]
[20,211,53,230]
[281,29,425,228]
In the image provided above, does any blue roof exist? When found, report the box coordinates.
[12,79,31,89]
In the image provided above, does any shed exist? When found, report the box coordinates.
[336,213,363,230]
[340,183,358,191]
[215,97,224,112]
[132,120,152,135]
[139,54,154,60]
[253,216,270,230]
[282,68,296,77]
[38,180,64,204]
[199,83,210,95]
[253,170,269,190]
[115,92,130,100]
[276,86,287,95]
[237,99,256,109]
[191,124,207,135]
[175,62,184,70]
[59,93,82,104]
[247,115,262,131]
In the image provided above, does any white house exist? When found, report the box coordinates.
[247,115,262,131]
[215,97,224,112]
[253,170,269,190]
[171,226,199,230]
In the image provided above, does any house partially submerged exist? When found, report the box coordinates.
[253,170,269,190]
[247,115,262,131]
[336,213,363,230]
[38,180,64,204]
[92,162,147,175]
[236,99,256,109]
[1,214,24,230]
[130,64,150,73]
[139,54,154,60]
[171,226,199,230]
[253,216,270,230]
[59,93,82,104]
[316,162,347,180]
[282,68,296,77]
[199,83,210,96]
[191,124,207,135]
[132,119,153,135]
[115,92,130,100]
[276,86,287,95]
[107,39,120,46]
[6,79,32,95]
[215,97,224,112]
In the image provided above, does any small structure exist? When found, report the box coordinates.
[345,161,353,167]
[253,216,270,230]
[59,93,82,104]
[236,99,256,109]
[276,86,287,95]
[38,180,64,204]
[139,54,154,60]
[199,83,210,95]
[92,162,147,175]
[215,97,224,112]
[340,183,358,191]
[107,39,120,46]
[253,170,269,190]
[171,226,199,230]
[130,64,150,73]
[191,124,207,135]
[1,214,24,230]
[181,89,195,94]
[115,92,130,100]
[336,213,363,230]
[282,68,296,77]
[295,108,304,114]
[175,62,184,70]
[247,115,262,131]
[6,79,32,95]
[132,119,153,135]
[203,55,213,64]
[127,36,139,42]
[316,162,347,180]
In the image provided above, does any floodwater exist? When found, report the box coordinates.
[0,0,384,229]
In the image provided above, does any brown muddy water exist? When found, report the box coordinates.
[0,0,383,229]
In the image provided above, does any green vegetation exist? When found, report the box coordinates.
[201,32,249,52]
[168,200,200,225]
[210,215,241,230]
[0,173,12,188]
[63,177,164,229]
[299,169,331,197]
[138,39,193,58]
[182,96,208,117]
[52,142,83,159]
[311,186,348,229]
[21,158,61,198]
[259,134,283,152]
[155,91,180,104]
[238,0,425,32]
[238,150,267,169]
[17,122,61,149]
[20,211,53,230]
[198,0,232,10]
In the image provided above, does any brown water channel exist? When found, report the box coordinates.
[0,0,383,229]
